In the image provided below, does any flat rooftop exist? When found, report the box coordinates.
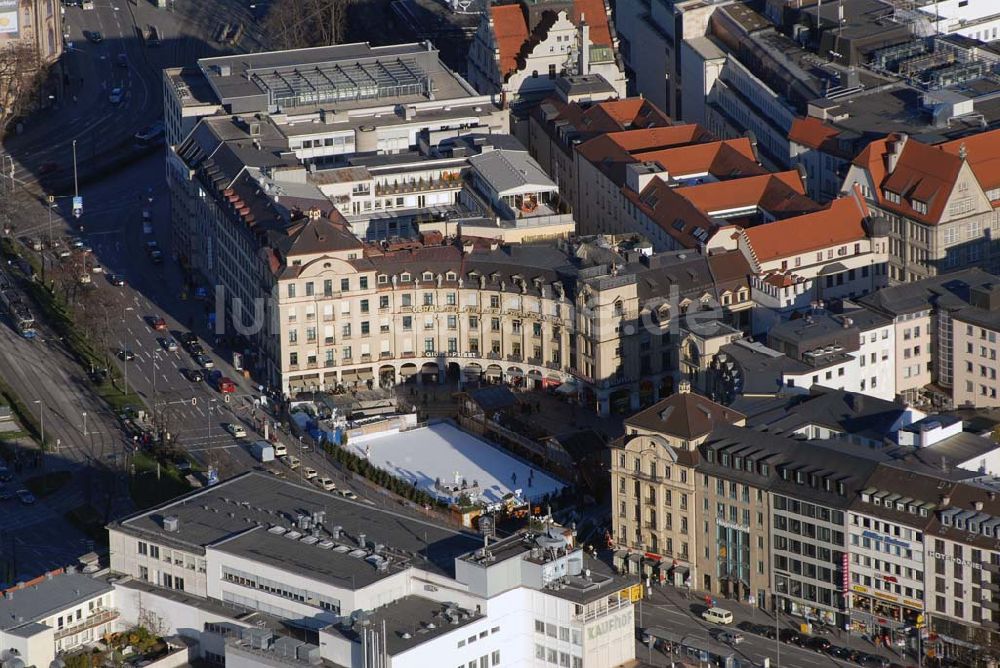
[198,42,478,113]
[323,596,482,655]
[0,573,112,631]
[111,471,482,583]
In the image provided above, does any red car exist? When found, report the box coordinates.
[218,377,236,394]
[150,315,167,331]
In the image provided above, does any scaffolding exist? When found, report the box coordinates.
[249,58,430,109]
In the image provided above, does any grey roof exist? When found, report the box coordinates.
[467,386,518,412]
[0,573,112,632]
[746,386,911,442]
[111,471,481,586]
[903,432,1000,469]
[715,340,811,396]
[858,268,1000,317]
[323,596,481,655]
[468,150,554,194]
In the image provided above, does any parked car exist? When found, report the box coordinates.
[337,489,358,500]
[302,467,318,480]
[778,629,801,645]
[118,348,136,361]
[281,455,301,470]
[159,337,178,352]
[315,476,336,491]
[217,376,236,393]
[184,368,203,382]
[108,87,124,104]
[108,274,126,286]
[224,423,247,438]
[804,636,832,653]
[188,342,205,356]
[859,654,891,668]
[179,332,198,346]
[702,608,734,625]
[149,315,167,331]
[830,646,860,662]
[87,30,103,43]
[194,354,214,369]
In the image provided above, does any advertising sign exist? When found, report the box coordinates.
[0,0,18,36]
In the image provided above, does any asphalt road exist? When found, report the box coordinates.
[2,0,263,191]
[633,584,914,668]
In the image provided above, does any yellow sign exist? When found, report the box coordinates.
[874,591,899,603]
[623,584,643,602]
[852,585,869,594]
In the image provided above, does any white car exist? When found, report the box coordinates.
[281,455,300,470]
[224,423,246,438]
[337,489,358,500]
[109,87,124,104]
[315,476,336,491]
[302,467,318,480]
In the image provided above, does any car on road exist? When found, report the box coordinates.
[224,423,247,438]
[87,30,103,43]
[134,121,165,146]
[302,467,317,480]
[315,476,336,491]
[116,53,128,67]
[338,489,359,500]
[701,608,734,625]
[109,87,124,105]
[281,455,300,469]
[273,442,287,457]
[149,249,164,264]
[830,646,860,662]
[778,628,801,645]
[183,368,204,382]
[859,654,891,668]
[17,489,36,505]
[803,636,832,653]
[149,316,167,331]
[69,237,84,249]
[108,274,126,286]
[179,332,198,346]
[188,342,205,355]
[159,337,178,352]
[194,354,214,369]
[118,348,136,361]
[715,631,743,645]
[217,376,236,394]
[87,367,108,384]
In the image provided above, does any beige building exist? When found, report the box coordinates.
[859,267,1000,408]
[0,0,62,62]
[611,384,745,584]
[843,131,1000,284]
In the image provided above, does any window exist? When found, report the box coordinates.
[341,278,350,292]
[287,284,296,298]
[490,295,500,309]
[402,293,412,307]
[360,277,368,290]
[380,295,389,309]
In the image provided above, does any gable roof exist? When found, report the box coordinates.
[742,195,869,263]
[626,390,744,440]
[939,129,1000,197]
[277,215,363,258]
[572,0,613,45]
[491,4,530,79]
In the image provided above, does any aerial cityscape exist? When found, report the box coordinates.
[1,0,1000,666]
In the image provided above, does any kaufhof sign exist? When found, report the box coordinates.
[584,608,635,647]
[0,0,19,36]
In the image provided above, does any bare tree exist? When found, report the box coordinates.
[264,0,350,50]
[0,42,44,138]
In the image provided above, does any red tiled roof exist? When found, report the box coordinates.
[939,129,1000,195]
[787,117,854,158]
[571,0,612,45]
[491,4,529,79]
[633,138,762,180]
[743,195,869,263]
[672,171,807,214]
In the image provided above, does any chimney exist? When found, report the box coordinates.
[975,500,985,511]
[579,15,590,73]
[886,133,908,174]
[358,533,367,548]
[677,379,691,394]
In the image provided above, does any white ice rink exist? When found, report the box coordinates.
[347,422,565,504]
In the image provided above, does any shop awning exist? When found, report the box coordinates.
[399,366,418,377]
[485,367,502,378]
[356,369,374,380]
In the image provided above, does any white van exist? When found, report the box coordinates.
[272,442,287,457]
[701,607,734,625]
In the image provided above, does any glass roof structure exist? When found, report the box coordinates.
[248,58,430,108]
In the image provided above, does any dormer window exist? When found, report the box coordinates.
[795,470,805,484]
[721,453,730,466]
[446,272,456,282]
[422,272,434,281]
[861,492,870,503]
[837,481,846,496]
[400,272,412,282]
[912,200,928,215]
[760,463,769,476]
[706,450,715,463]
[378,274,388,284]
[884,189,901,204]
[734,456,742,470]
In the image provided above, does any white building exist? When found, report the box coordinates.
[107,471,635,668]
[466,0,626,104]
[0,571,116,668]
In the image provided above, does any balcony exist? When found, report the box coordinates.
[487,352,502,360]
[527,357,541,366]
[306,361,318,369]
[342,358,353,365]
[55,608,119,641]
[289,364,300,371]
[507,354,523,363]
[361,354,372,362]
[985,598,1000,612]
[375,175,461,196]
[545,361,561,370]
[644,522,657,530]
[644,496,657,506]
[401,351,415,358]
[325,359,337,368]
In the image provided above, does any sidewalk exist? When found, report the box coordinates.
[640,581,914,665]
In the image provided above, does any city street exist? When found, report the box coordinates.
[631,582,914,668]
[2,0,264,191]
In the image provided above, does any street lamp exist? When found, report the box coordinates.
[82,411,87,437]
[122,306,134,397]
[32,400,45,449]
